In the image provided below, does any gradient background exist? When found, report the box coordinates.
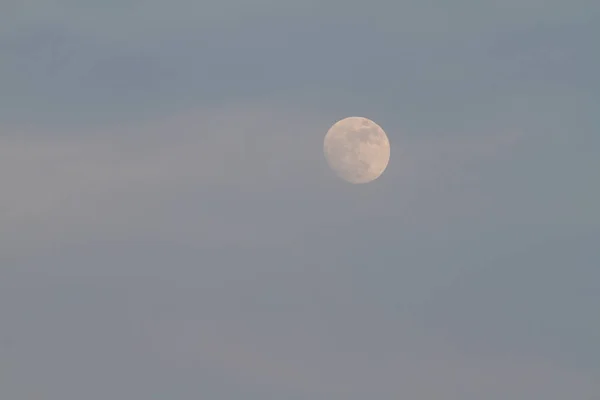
[1,1,599,399]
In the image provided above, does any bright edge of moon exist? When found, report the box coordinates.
[323,116,391,184]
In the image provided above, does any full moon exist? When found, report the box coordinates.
[323,116,391,184]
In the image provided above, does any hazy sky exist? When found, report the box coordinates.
[1,1,599,399]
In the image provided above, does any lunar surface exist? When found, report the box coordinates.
[323,116,391,184]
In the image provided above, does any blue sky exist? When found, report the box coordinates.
[1,1,599,399]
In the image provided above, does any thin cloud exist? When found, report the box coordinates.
[145,309,600,398]
[0,102,528,258]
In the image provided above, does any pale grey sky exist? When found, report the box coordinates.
[1,1,599,399]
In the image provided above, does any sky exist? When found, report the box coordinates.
[1,1,599,399]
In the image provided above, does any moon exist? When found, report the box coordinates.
[323,116,391,184]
